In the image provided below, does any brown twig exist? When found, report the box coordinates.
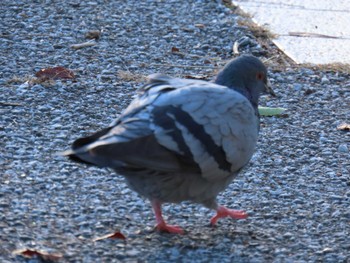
[71,40,96,50]
[0,102,22,106]
[288,32,343,39]
[150,63,215,69]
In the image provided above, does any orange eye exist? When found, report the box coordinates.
[257,72,264,80]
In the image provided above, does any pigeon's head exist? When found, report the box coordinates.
[214,55,274,107]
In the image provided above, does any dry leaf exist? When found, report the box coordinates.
[304,88,316,95]
[13,248,63,261]
[171,46,180,53]
[85,30,101,40]
[117,70,145,82]
[35,66,75,80]
[93,231,126,241]
[337,123,350,131]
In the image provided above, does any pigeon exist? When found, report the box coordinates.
[63,55,273,234]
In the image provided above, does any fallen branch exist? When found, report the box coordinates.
[233,41,240,55]
[71,40,96,50]
[288,32,342,39]
[262,55,280,63]
[150,63,215,69]
[0,101,22,106]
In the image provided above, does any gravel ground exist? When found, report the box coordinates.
[1,0,349,262]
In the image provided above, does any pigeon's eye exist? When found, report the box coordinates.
[256,72,264,80]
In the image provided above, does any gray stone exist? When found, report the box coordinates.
[338,144,349,153]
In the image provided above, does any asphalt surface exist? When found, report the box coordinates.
[1,0,349,262]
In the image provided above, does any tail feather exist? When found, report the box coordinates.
[60,126,113,166]
[72,126,113,150]
[60,148,96,166]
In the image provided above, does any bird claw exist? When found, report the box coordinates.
[210,206,248,225]
[154,222,184,234]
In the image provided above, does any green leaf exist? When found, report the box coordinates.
[258,106,286,116]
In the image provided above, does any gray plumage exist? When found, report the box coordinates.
[63,55,272,233]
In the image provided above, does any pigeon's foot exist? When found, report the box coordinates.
[155,222,184,234]
[210,205,248,225]
[151,199,184,234]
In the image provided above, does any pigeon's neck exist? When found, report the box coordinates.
[215,76,259,109]
[235,87,260,120]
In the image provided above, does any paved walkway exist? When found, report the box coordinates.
[232,0,350,65]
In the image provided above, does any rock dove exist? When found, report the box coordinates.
[63,55,273,234]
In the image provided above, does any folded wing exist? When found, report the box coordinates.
[65,74,259,181]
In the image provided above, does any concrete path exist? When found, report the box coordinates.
[232,0,350,65]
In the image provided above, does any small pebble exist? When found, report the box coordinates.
[321,76,330,84]
[293,83,302,91]
[338,144,349,153]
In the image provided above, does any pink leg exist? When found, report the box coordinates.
[210,205,248,225]
[151,200,184,234]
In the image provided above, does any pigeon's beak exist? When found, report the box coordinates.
[264,78,275,97]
